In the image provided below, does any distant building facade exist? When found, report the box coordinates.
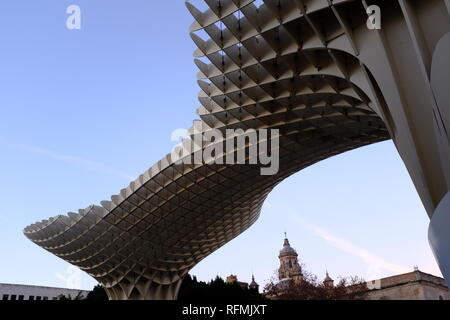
[366,271,450,300]
[226,274,259,292]
[271,235,450,300]
[0,283,90,301]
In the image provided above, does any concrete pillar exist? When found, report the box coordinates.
[429,32,450,286]
[105,277,184,300]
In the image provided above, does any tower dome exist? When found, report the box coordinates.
[279,237,298,258]
[249,275,259,292]
[323,271,334,288]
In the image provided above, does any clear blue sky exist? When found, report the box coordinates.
[0,1,440,290]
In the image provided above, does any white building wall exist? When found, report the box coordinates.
[0,284,91,301]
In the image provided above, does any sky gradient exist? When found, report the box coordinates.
[0,1,441,290]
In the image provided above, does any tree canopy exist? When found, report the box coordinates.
[178,275,263,301]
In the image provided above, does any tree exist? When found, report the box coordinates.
[264,269,368,300]
[178,274,264,301]
[85,285,108,301]
[58,292,86,300]
[57,285,108,301]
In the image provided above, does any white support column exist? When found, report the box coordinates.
[429,191,450,286]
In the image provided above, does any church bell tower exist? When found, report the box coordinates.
[278,234,303,283]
